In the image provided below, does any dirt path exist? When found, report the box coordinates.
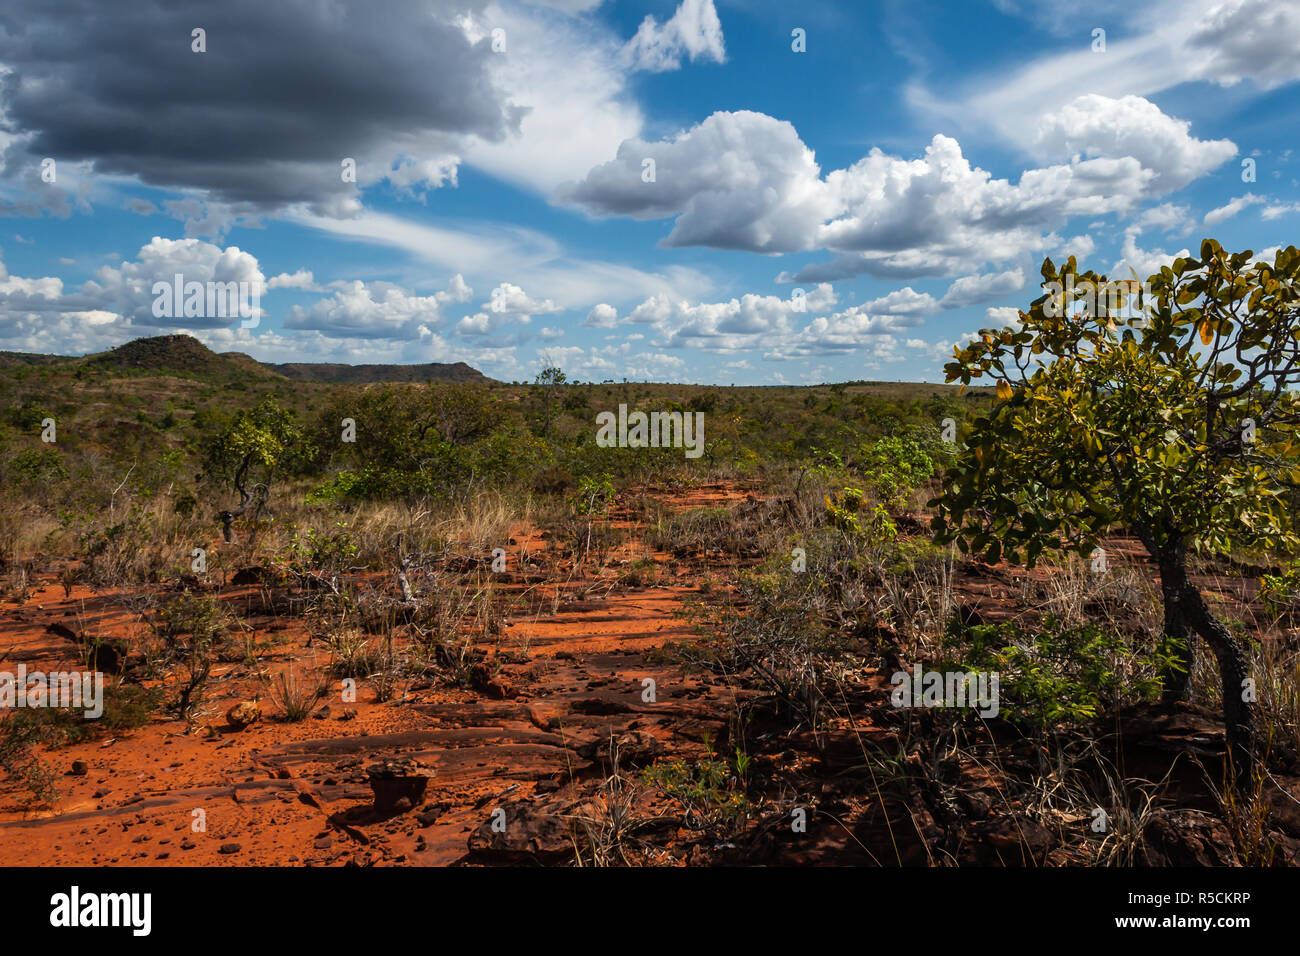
[0,487,752,866]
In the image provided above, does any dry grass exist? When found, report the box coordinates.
[569,746,655,867]
[268,663,329,722]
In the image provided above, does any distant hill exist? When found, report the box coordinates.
[269,361,489,384]
[8,334,492,384]
[0,350,65,368]
[82,335,274,379]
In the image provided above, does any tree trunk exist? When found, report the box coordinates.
[218,454,254,544]
[1136,520,1194,703]
[1158,576,1194,704]
[1157,548,1255,786]
[396,533,414,603]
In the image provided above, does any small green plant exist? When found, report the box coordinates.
[286,523,360,576]
[825,488,897,543]
[326,627,384,678]
[794,445,844,497]
[1259,560,1300,622]
[620,556,659,588]
[18,756,60,808]
[824,486,864,532]
[641,754,749,831]
[944,616,1165,729]
[732,748,752,787]
[172,637,213,722]
[858,432,935,506]
[157,592,228,644]
[570,473,616,517]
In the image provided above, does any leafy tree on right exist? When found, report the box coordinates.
[932,240,1300,786]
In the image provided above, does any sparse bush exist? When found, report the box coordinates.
[641,753,749,833]
[157,592,229,645]
[942,616,1166,729]
[858,431,935,507]
[678,528,878,731]
[646,505,753,558]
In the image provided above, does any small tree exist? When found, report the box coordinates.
[933,241,1300,784]
[534,359,567,437]
[416,382,503,447]
[203,399,304,542]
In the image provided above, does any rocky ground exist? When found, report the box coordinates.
[2,482,1298,866]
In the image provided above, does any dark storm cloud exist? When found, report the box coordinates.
[0,0,521,212]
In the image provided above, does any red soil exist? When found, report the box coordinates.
[0,485,757,866]
[1,482,1296,866]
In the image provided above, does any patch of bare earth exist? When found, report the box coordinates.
[2,482,1297,866]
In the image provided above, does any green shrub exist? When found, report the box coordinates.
[570,472,615,517]
[857,431,935,506]
[0,684,161,761]
[157,593,228,643]
[942,616,1165,729]
[286,523,360,575]
[1260,560,1300,620]
[6,447,69,486]
[641,753,748,830]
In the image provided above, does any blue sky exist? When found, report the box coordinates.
[0,0,1297,383]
